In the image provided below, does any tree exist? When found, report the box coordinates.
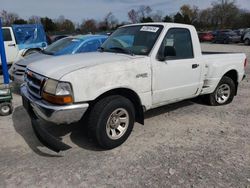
[211,0,239,28]
[174,13,184,23]
[56,16,75,32]
[81,19,97,33]
[138,5,152,19]
[40,17,57,32]
[128,9,139,23]
[151,10,163,22]
[140,16,153,23]
[127,5,152,24]
[28,15,41,24]
[180,5,199,24]
[0,10,19,26]
[59,19,75,32]
[102,12,118,30]
[13,19,27,24]
[163,15,173,22]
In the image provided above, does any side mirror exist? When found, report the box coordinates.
[157,45,166,61]
[157,53,165,61]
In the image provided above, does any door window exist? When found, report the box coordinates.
[3,28,12,41]
[159,28,194,60]
[77,39,101,53]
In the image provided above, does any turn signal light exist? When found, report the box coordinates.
[42,92,73,105]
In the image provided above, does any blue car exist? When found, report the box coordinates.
[9,35,108,83]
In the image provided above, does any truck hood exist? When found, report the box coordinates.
[27,52,140,80]
[15,52,50,66]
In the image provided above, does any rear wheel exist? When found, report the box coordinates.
[88,95,135,149]
[204,76,236,106]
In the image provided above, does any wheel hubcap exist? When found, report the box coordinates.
[106,108,129,140]
[215,84,231,104]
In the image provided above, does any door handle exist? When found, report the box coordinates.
[8,43,16,47]
[192,64,199,69]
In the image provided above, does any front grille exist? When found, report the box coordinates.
[13,64,26,76]
[25,70,46,99]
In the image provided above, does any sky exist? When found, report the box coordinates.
[1,0,250,23]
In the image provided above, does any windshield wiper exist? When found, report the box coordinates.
[109,47,134,56]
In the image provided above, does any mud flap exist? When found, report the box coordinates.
[23,96,71,152]
[31,118,72,153]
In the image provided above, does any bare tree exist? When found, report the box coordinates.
[128,9,139,23]
[81,19,97,33]
[138,5,152,19]
[128,5,152,23]
[0,10,19,26]
[28,15,41,24]
[211,0,239,28]
[151,10,163,22]
[103,12,118,30]
[180,5,199,24]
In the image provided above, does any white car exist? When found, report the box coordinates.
[21,23,247,152]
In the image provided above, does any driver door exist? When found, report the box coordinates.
[152,28,201,105]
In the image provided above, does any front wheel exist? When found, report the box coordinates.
[204,76,236,106]
[88,95,135,149]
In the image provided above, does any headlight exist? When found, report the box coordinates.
[42,79,73,105]
[43,79,58,94]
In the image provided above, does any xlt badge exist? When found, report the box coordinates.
[136,73,148,78]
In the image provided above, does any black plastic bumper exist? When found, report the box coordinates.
[22,96,71,153]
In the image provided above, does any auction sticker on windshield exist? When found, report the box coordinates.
[140,26,159,33]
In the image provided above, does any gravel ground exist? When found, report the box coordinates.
[0,43,250,188]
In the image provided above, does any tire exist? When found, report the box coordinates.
[0,102,13,116]
[204,76,236,106]
[244,39,250,45]
[88,95,135,149]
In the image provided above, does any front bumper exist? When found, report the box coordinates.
[20,84,89,125]
[20,84,89,152]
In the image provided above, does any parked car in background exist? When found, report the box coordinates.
[243,31,250,45]
[9,34,108,83]
[241,28,250,42]
[198,32,214,42]
[0,24,48,67]
[50,35,69,43]
[214,30,241,44]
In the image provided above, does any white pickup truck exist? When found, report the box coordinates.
[21,23,247,152]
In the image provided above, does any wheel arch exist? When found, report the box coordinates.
[90,88,145,125]
[222,69,238,95]
[22,48,42,56]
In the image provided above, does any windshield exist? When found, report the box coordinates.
[43,37,83,55]
[101,25,163,56]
